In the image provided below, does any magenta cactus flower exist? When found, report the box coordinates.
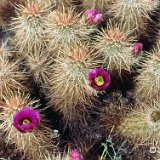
[132,42,143,55]
[13,107,40,133]
[85,9,103,24]
[94,13,103,23]
[70,149,83,160]
[88,67,111,91]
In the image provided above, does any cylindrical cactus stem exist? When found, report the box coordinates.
[57,0,76,7]
[44,150,72,160]
[0,47,29,98]
[98,100,130,137]
[45,154,70,160]
[45,7,95,53]
[45,146,83,160]
[135,50,160,100]
[93,22,138,74]
[10,0,53,55]
[0,92,58,160]
[25,50,54,86]
[47,43,104,131]
[118,100,160,147]
[81,0,115,12]
[110,0,159,34]
[45,149,84,160]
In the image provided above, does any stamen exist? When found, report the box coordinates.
[22,119,31,125]
[94,76,104,86]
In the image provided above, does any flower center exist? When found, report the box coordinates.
[22,119,31,125]
[94,76,104,86]
[151,111,160,123]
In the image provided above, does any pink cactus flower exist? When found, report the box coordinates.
[88,67,111,91]
[70,149,83,160]
[13,107,40,133]
[85,9,103,24]
[132,42,143,55]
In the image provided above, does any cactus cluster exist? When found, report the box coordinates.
[0,0,160,160]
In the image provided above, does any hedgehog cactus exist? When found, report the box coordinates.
[45,7,95,52]
[81,0,115,12]
[98,98,131,137]
[110,0,159,33]
[45,153,70,160]
[58,0,74,7]
[118,101,160,147]
[93,23,137,74]
[45,149,83,160]
[48,43,103,130]
[25,51,54,85]
[135,51,160,100]
[0,92,57,160]
[0,47,29,98]
[10,0,52,55]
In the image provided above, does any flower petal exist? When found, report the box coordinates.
[13,107,40,133]
[88,67,111,91]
